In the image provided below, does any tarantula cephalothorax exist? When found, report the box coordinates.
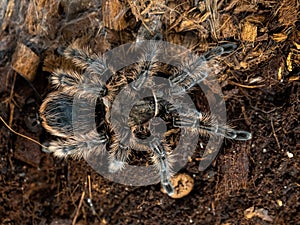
[40,41,251,196]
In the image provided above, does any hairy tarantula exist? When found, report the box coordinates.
[40,41,251,196]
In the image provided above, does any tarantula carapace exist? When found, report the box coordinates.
[40,41,251,196]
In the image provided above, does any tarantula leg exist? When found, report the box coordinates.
[173,113,252,140]
[132,41,160,91]
[169,54,205,85]
[164,102,179,114]
[51,69,107,101]
[173,115,198,128]
[169,43,237,95]
[202,43,237,61]
[131,69,150,91]
[48,131,108,159]
[108,144,131,173]
[172,110,201,128]
[150,139,174,196]
[109,122,132,173]
[48,139,81,158]
[207,126,252,140]
[197,124,252,140]
[169,65,208,95]
[62,46,107,72]
[169,63,207,86]
[52,46,110,101]
[232,130,252,140]
[97,132,110,143]
[62,45,113,95]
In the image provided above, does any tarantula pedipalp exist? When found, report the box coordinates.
[40,41,251,196]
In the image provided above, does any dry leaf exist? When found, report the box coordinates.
[272,33,288,43]
[241,21,257,42]
[102,0,128,30]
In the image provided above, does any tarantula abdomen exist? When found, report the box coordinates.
[40,92,74,138]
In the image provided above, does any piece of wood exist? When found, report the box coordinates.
[11,42,40,81]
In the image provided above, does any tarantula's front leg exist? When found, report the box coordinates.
[169,43,237,95]
[150,138,174,196]
[62,44,113,76]
[131,42,161,91]
[169,56,207,95]
[51,45,111,102]
[173,111,252,141]
[51,69,108,102]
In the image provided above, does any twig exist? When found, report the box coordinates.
[87,175,97,215]
[250,106,277,114]
[271,118,281,149]
[8,73,17,127]
[72,187,86,225]
[0,115,48,149]
[228,80,265,89]
[9,104,15,129]
[241,105,251,126]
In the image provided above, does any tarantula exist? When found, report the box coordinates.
[40,41,251,196]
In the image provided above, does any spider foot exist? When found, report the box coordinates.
[150,139,174,196]
[203,43,237,61]
[108,160,126,173]
[172,112,252,140]
[161,178,174,196]
[197,124,252,140]
[216,127,252,140]
[108,144,131,173]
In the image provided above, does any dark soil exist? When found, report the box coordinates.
[0,0,299,224]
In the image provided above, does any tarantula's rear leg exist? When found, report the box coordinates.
[150,138,174,196]
[169,43,237,95]
[48,130,108,159]
[173,111,252,140]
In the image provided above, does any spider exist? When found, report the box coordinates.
[40,41,252,196]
